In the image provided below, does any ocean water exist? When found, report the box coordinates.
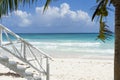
[2,33,114,58]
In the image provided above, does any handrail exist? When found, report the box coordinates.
[0,24,52,80]
[0,24,52,60]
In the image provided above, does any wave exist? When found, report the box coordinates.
[2,41,114,55]
[29,42,101,47]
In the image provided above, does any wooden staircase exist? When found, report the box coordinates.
[0,24,52,80]
[0,55,41,80]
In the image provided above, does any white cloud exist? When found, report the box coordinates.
[13,10,31,27]
[14,10,30,18]
[60,3,70,17]
[31,3,95,27]
[1,3,98,33]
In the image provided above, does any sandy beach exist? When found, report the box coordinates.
[0,27,114,80]
[0,57,114,80]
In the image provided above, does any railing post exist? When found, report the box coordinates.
[0,27,2,46]
[46,57,50,80]
[23,43,26,59]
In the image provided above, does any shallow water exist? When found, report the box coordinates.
[2,33,115,58]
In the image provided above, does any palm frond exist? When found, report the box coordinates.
[43,0,51,12]
[93,0,113,42]
[0,0,38,18]
[92,0,104,21]
[97,21,112,42]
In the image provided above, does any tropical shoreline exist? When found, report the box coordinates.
[0,55,114,80]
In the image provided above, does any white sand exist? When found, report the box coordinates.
[0,57,113,80]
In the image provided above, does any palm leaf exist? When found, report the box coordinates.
[0,0,38,18]
[92,0,104,21]
[92,0,113,41]
[43,0,51,12]
[97,21,112,42]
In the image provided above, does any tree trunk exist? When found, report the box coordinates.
[114,0,120,80]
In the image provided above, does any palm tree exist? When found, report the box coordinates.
[0,0,120,80]
[90,0,120,80]
[112,0,120,80]
[44,1,120,80]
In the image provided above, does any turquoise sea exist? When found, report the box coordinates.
[4,33,115,58]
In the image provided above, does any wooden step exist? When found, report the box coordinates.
[34,76,41,80]
[0,56,9,62]
[25,71,33,76]
[0,56,39,79]
[8,61,17,70]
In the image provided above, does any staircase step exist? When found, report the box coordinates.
[0,24,51,80]
[25,71,33,76]
[8,61,17,70]
[9,61,17,66]
[24,72,34,80]
[0,56,9,62]
[25,75,41,80]
[34,76,41,80]
[16,65,26,76]
[0,56,9,66]
[0,56,39,80]
[17,66,26,71]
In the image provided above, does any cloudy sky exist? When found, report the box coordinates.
[0,0,114,33]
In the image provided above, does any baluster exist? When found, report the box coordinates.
[0,27,2,46]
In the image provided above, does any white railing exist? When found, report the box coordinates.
[0,24,52,80]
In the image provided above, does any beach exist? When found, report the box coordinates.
[0,33,114,80]
[51,58,113,80]
[0,57,114,80]
[0,0,116,79]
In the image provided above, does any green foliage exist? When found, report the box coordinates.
[43,0,58,12]
[0,0,37,18]
[0,0,52,17]
[43,0,51,12]
[92,0,113,42]
[97,21,113,42]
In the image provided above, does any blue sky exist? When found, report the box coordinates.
[0,0,115,33]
